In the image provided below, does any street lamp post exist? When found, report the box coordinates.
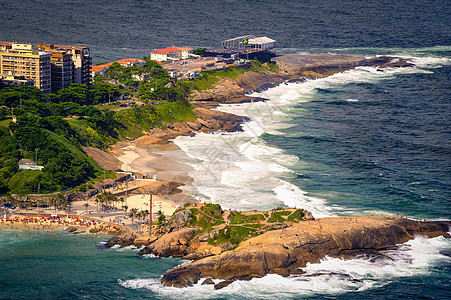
[145,189,154,235]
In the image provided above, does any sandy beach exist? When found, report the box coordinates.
[115,141,195,184]
[0,136,199,236]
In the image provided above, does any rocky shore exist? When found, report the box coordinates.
[97,53,433,290]
[190,54,414,107]
[160,216,449,289]
[104,202,450,289]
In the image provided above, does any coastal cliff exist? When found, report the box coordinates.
[160,216,450,288]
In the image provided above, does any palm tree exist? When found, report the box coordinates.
[129,208,138,223]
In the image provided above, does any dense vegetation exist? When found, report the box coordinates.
[187,60,279,92]
[168,203,309,249]
[0,59,195,195]
[0,57,275,196]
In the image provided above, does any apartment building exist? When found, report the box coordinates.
[55,45,92,85]
[39,45,74,93]
[0,43,52,94]
[0,41,92,94]
[50,50,74,93]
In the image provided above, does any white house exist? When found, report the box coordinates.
[18,159,44,170]
[150,47,193,62]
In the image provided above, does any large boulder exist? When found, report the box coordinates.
[173,210,190,226]
[134,237,151,247]
[145,228,195,257]
[161,267,201,288]
[106,235,135,247]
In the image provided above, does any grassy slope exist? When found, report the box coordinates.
[188,61,279,92]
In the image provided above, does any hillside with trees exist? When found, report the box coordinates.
[0,59,196,195]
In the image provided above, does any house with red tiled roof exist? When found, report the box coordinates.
[91,65,108,78]
[150,47,193,62]
[18,159,44,170]
[91,59,145,78]
[116,58,145,67]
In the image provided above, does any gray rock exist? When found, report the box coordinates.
[173,210,190,226]
[302,210,314,221]
[197,232,210,242]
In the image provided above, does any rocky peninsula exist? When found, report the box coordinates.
[98,53,438,289]
[99,53,414,148]
[105,202,450,289]
[190,54,413,107]
[4,52,434,291]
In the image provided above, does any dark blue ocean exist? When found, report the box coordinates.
[1,0,450,299]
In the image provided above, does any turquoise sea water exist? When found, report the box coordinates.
[2,46,449,300]
[1,0,450,298]
[0,229,450,299]
[0,229,182,299]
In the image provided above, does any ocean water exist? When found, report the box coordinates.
[2,0,450,299]
[177,49,451,220]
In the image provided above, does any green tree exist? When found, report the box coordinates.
[193,48,206,56]
[57,84,89,105]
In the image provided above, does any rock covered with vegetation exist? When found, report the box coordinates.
[137,203,314,262]
[160,215,450,288]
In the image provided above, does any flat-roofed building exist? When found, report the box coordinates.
[0,43,52,94]
[53,45,92,85]
[39,44,75,93]
[49,50,74,93]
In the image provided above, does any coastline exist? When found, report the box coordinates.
[94,53,451,287]
[4,52,447,291]
[2,53,421,237]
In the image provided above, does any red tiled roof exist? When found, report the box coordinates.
[116,58,145,65]
[152,47,192,54]
[95,62,113,69]
[91,65,106,72]
[93,58,145,70]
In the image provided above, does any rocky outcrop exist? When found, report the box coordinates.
[83,147,123,171]
[190,54,415,108]
[134,107,249,144]
[106,234,136,247]
[161,216,450,287]
[146,227,196,257]
[274,53,366,75]
[172,210,190,226]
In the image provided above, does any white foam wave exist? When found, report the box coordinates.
[115,245,144,252]
[175,54,448,217]
[175,129,332,214]
[142,253,158,259]
[119,235,450,299]
[273,180,334,218]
